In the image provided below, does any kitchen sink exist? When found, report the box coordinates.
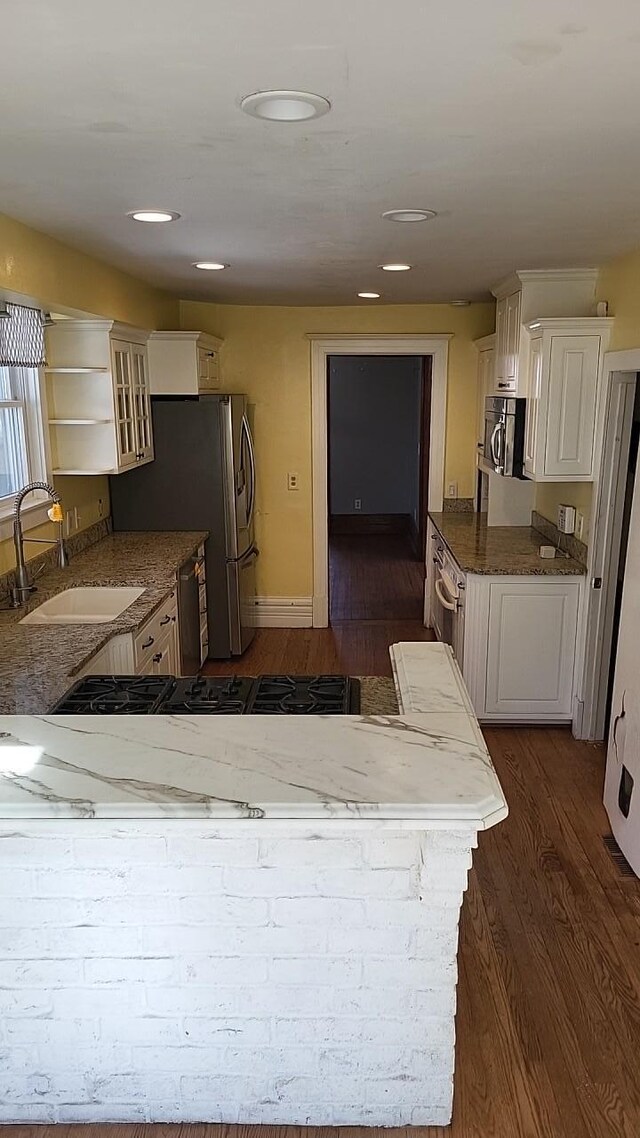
[19,586,145,625]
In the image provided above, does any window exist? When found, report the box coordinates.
[0,366,49,509]
[0,305,49,533]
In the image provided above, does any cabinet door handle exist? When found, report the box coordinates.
[152,653,162,663]
[141,636,154,649]
[160,616,171,626]
[497,382,511,389]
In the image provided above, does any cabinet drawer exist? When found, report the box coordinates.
[134,592,177,664]
[137,626,175,675]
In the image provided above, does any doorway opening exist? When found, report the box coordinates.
[327,354,432,625]
[580,355,640,740]
[310,333,450,628]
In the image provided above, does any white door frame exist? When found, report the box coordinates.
[576,347,640,739]
[309,334,452,627]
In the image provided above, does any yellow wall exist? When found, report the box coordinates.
[534,482,593,543]
[180,300,494,596]
[597,246,640,351]
[0,213,180,576]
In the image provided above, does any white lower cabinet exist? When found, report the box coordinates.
[464,576,582,720]
[76,589,181,678]
[425,521,583,722]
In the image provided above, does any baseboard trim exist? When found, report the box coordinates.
[252,597,313,627]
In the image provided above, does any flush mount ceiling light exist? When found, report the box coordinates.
[240,90,331,122]
[193,261,228,271]
[382,209,437,223]
[358,292,381,299]
[380,263,412,272]
[128,210,181,223]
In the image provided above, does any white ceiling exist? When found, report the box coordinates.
[3,0,640,305]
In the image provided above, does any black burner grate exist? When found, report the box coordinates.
[50,674,360,715]
[247,675,359,715]
[161,676,255,715]
[51,676,174,715]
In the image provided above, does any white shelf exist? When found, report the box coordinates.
[53,468,115,476]
[48,418,112,425]
[45,367,109,374]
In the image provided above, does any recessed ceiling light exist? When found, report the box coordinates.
[382,209,437,223]
[193,262,228,271]
[358,292,381,299]
[380,263,412,272]
[240,90,331,122]
[450,299,471,306]
[128,210,181,223]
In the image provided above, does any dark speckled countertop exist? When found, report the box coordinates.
[429,513,586,576]
[0,531,207,714]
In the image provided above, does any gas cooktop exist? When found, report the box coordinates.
[51,675,360,715]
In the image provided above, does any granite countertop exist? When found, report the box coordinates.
[0,645,507,830]
[0,531,207,714]
[428,512,586,576]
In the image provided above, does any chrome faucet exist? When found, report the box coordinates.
[11,481,68,607]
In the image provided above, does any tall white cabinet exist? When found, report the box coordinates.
[523,318,613,481]
[46,320,153,475]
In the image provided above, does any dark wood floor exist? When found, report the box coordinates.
[329,532,425,622]
[205,532,433,678]
[7,724,640,1136]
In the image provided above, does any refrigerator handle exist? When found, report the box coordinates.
[242,413,257,526]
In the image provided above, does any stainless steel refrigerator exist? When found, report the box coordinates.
[110,394,258,658]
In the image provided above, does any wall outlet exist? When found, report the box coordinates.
[447,481,458,499]
[575,511,585,542]
[287,472,299,491]
[354,498,362,511]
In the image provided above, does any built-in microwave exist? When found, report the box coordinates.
[481,396,527,478]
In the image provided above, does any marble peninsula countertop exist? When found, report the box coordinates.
[0,531,207,715]
[0,644,508,830]
[429,512,586,576]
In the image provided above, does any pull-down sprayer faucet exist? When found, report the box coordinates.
[11,481,68,607]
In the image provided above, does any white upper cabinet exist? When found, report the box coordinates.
[523,318,613,481]
[147,331,224,396]
[490,268,599,398]
[45,320,152,475]
[492,291,521,394]
[474,333,496,456]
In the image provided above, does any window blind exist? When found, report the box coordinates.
[0,303,45,367]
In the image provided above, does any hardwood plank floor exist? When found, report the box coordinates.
[329,532,424,622]
[204,621,435,678]
[9,648,640,1135]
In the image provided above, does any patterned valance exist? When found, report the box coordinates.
[0,303,46,367]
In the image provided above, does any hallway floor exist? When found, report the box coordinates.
[329,531,425,622]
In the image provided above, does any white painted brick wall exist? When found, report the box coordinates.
[0,822,475,1126]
